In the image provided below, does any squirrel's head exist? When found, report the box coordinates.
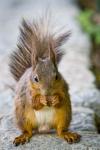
[30,48,59,96]
[30,31,70,95]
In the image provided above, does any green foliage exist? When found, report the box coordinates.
[96,0,100,12]
[78,10,100,44]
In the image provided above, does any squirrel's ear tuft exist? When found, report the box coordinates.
[49,48,56,62]
[53,31,71,64]
[55,31,71,47]
[49,42,56,64]
[31,50,38,70]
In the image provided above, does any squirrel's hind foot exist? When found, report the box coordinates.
[64,132,81,144]
[58,131,81,144]
[13,132,32,146]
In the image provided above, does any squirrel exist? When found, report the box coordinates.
[9,16,81,146]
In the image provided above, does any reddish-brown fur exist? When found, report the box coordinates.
[9,16,81,146]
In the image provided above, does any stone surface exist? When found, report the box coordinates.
[0,0,100,149]
[70,107,97,132]
[72,88,100,131]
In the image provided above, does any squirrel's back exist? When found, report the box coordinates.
[9,16,70,81]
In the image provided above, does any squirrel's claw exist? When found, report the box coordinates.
[13,133,32,146]
[32,95,47,110]
[40,96,47,106]
[52,95,60,107]
[63,132,81,144]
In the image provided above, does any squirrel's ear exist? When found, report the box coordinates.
[55,31,71,47]
[31,51,38,70]
[49,43,56,64]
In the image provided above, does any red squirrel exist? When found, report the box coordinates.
[9,16,81,146]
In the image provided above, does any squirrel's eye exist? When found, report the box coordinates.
[34,76,39,82]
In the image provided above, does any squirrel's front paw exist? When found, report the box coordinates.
[32,95,46,110]
[52,95,60,107]
[40,96,47,106]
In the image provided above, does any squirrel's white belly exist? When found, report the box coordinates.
[34,106,55,132]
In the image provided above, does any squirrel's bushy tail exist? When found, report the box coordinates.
[9,16,70,81]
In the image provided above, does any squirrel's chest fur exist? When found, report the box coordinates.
[34,106,55,132]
